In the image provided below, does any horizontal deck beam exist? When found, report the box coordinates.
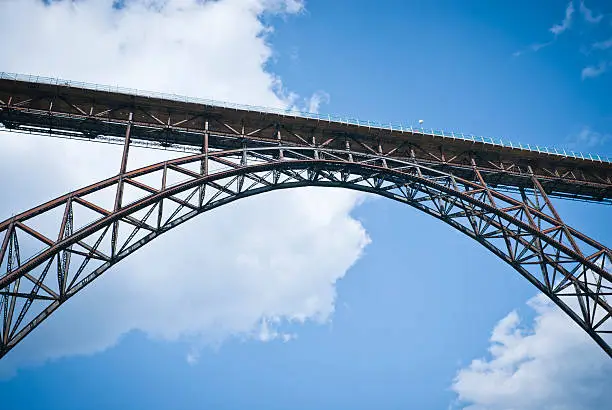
[1,75,611,202]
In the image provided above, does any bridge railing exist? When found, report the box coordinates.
[1,72,611,164]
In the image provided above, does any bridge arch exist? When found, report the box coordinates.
[0,146,611,359]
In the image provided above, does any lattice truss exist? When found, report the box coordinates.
[1,145,611,359]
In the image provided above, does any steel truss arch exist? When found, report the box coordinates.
[1,146,611,359]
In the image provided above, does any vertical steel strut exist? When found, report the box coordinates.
[111,112,133,257]
[199,120,209,207]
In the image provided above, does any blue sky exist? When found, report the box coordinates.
[268,0,612,149]
[0,1,611,409]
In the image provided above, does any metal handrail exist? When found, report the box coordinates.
[1,72,610,164]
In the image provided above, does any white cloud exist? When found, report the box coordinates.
[186,348,200,366]
[307,90,331,113]
[451,295,612,410]
[513,1,576,57]
[512,41,553,57]
[514,1,606,63]
[0,0,370,376]
[568,126,610,148]
[550,1,575,35]
[579,1,603,24]
[592,37,612,51]
[581,61,609,79]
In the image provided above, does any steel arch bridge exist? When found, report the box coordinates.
[0,74,611,360]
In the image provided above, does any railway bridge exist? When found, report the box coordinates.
[0,73,611,359]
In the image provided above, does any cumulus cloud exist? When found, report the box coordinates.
[451,295,612,410]
[0,0,370,375]
[550,1,575,36]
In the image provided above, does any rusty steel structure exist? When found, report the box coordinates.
[0,73,611,360]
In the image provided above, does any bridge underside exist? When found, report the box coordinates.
[1,75,611,203]
[0,75,611,360]
[0,145,611,360]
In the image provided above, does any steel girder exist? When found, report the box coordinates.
[0,145,611,360]
[1,75,612,203]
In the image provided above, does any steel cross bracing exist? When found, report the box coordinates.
[0,144,611,359]
[0,77,611,360]
[1,76,612,203]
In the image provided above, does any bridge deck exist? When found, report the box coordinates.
[0,74,611,202]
